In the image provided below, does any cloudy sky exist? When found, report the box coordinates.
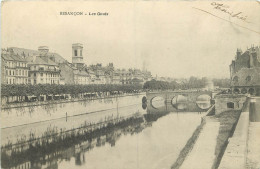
[2,1,260,78]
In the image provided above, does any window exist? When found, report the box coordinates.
[34,73,36,77]
[80,50,82,56]
[241,88,247,94]
[248,88,255,95]
[233,88,240,94]
[233,76,238,82]
[227,102,234,108]
[74,50,77,56]
[40,73,43,77]
[13,70,15,75]
[19,70,21,75]
[246,76,251,82]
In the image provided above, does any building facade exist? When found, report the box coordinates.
[1,49,29,84]
[73,69,91,85]
[1,44,154,86]
[59,63,75,84]
[230,46,260,95]
[27,53,61,85]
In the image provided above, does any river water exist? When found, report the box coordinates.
[1,94,207,169]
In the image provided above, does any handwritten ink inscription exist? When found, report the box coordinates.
[211,2,248,22]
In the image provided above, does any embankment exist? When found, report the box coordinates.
[171,119,206,169]
[2,93,144,110]
[218,97,250,169]
[171,105,215,169]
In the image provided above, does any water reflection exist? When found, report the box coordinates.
[171,95,188,110]
[142,103,147,110]
[1,94,207,169]
[147,94,212,113]
[1,112,168,169]
[196,94,211,110]
[151,96,165,109]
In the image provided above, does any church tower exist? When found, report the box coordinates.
[72,43,84,69]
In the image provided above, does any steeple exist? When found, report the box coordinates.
[72,43,84,69]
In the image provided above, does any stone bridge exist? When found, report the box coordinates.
[147,90,212,103]
[145,90,213,112]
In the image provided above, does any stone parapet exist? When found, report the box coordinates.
[215,94,246,115]
[218,98,250,169]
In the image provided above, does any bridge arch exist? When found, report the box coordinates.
[196,94,212,110]
[146,90,213,111]
[150,96,165,109]
[171,95,188,110]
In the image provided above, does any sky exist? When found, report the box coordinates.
[1,1,260,78]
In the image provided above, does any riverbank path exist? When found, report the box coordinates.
[180,121,220,169]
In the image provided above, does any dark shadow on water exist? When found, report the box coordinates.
[1,111,170,169]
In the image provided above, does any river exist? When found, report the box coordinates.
[1,94,207,169]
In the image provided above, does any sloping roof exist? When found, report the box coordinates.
[48,53,67,63]
[10,54,27,62]
[1,53,27,62]
[1,53,15,61]
[10,47,39,57]
[27,55,58,66]
[73,69,90,76]
[9,47,66,64]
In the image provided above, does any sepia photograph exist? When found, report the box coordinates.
[1,1,260,169]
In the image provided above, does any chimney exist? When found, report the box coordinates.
[38,46,49,55]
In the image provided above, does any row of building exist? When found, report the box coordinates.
[1,44,153,85]
[230,45,260,95]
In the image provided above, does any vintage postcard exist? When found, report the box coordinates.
[1,1,260,169]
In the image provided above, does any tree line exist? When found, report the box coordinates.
[1,77,231,97]
[1,84,143,97]
[143,77,230,91]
